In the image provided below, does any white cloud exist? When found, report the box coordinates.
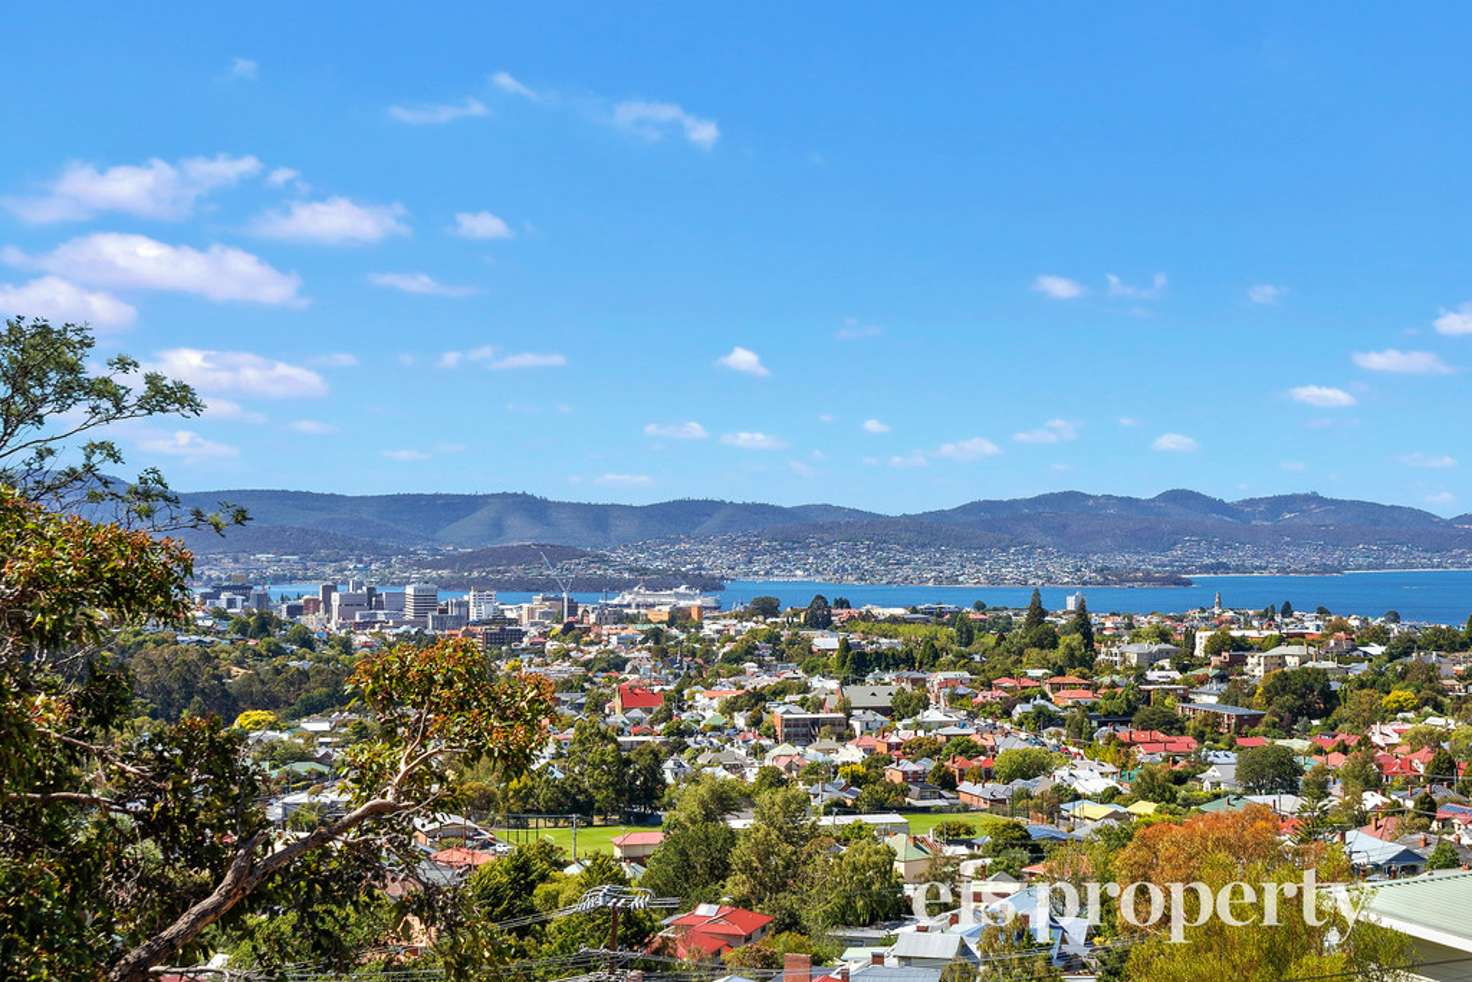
[644,421,708,440]
[452,210,513,240]
[1289,385,1356,408]
[6,154,262,223]
[152,348,327,399]
[488,351,566,370]
[817,413,835,423]
[1398,452,1456,469]
[1013,419,1078,444]
[862,419,891,434]
[1280,460,1307,472]
[1433,302,1472,336]
[721,431,787,451]
[595,472,653,487]
[1106,272,1167,300]
[788,459,819,478]
[716,345,769,377]
[266,167,300,187]
[934,436,1002,461]
[248,197,409,245]
[0,276,136,330]
[137,429,239,460]
[382,448,431,462]
[387,96,488,125]
[612,100,719,149]
[1351,348,1453,375]
[229,57,258,80]
[1426,491,1456,506]
[1152,433,1199,453]
[368,272,478,297]
[1118,417,1139,427]
[1248,284,1287,305]
[202,398,266,424]
[491,71,538,100]
[9,233,302,305]
[288,419,337,435]
[1032,274,1085,300]
[311,352,358,367]
[888,451,928,468]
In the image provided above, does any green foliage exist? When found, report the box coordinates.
[993,747,1060,783]
[1236,744,1303,794]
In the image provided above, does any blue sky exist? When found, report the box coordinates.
[4,4,1471,515]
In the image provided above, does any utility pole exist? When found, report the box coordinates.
[539,549,572,622]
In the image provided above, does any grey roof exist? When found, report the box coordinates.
[890,932,968,961]
[848,966,944,982]
[1179,702,1264,716]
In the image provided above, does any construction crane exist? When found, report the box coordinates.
[538,548,573,622]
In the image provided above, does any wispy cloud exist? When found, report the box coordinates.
[490,71,538,100]
[7,233,302,305]
[228,57,258,80]
[1031,274,1085,300]
[1398,452,1456,469]
[613,100,719,149]
[1289,385,1356,408]
[368,272,478,297]
[716,346,769,377]
[310,352,358,367]
[249,197,409,245]
[721,431,787,450]
[644,421,708,440]
[934,436,1002,461]
[288,419,337,436]
[1426,491,1456,507]
[1351,348,1453,375]
[489,352,566,370]
[382,448,431,462]
[595,472,653,487]
[836,317,883,341]
[5,154,261,223]
[1106,272,1167,300]
[202,398,266,424]
[1151,433,1199,453]
[888,451,928,468]
[387,96,488,125]
[862,419,891,434]
[137,429,239,461]
[451,211,513,240]
[1247,283,1287,305]
[1013,419,1078,444]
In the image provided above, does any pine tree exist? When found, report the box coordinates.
[1071,598,1094,652]
[1024,588,1046,630]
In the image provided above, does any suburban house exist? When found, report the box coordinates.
[611,831,665,861]
[1176,701,1266,734]
[614,683,664,716]
[656,903,774,960]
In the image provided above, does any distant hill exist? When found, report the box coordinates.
[173,487,1472,557]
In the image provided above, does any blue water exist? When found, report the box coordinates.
[264,570,1472,624]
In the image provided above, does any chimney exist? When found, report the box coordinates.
[916,924,927,933]
[871,952,886,966]
[784,952,812,982]
[949,912,959,926]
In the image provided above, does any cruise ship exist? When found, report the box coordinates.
[608,584,721,610]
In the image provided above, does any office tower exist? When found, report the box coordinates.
[405,582,438,621]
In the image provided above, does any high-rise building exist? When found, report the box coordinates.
[319,583,336,610]
[405,582,438,622]
[466,588,499,622]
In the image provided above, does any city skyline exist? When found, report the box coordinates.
[4,5,1472,514]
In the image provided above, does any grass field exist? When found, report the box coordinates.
[491,822,640,857]
[492,811,995,857]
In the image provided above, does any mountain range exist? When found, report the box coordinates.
[172,488,1472,557]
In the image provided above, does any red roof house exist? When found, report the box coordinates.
[656,904,774,960]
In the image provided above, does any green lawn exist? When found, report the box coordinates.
[902,810,1011,836]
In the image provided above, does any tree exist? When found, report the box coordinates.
[748,596,782,619]
[1131,705,1183,735]
[804,835,905,930]
[803,594,833,630]
[0,317,243,531]
[725,785,816,929]
[890,685,928,720]
[993,747,1059,783]
[1024,589,1046,630]
[1426,839,1461,871]
[1236,744,1303,794]
[1280,600,1294,619]
[642,777,742,906]
[1070,598,1094,653]
[1257,668,1336,730]
[1130,764,1178,804]
[1295,765,1332,843]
